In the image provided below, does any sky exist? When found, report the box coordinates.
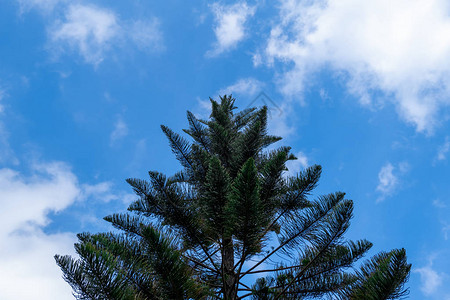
[0,0,449,299]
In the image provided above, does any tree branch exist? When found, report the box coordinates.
[273,218,345,300]
[244,264,303,275]
[239,201,336,279]
[237,292,253,299]
[183,254,219,274]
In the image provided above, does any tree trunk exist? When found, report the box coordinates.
[222,237,237,300]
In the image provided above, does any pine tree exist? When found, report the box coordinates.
[55,95,411,299]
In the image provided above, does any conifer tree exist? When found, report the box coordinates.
[55,95,411,299]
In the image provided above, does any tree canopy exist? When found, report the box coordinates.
[55,95,411,299]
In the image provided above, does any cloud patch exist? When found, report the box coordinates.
[0,161,125,300]
[0,162,79,300]
[48,4,163,65]
[263,0,450,132]
[49,4,119,64]
[208,2,255,56]
[218,77,264,98]
[110,117,128,145]
[376,162,409,202]
[414,256,445,296]
[436,137,450,161]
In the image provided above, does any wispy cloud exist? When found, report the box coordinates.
[436,137,450,161]
[47,4,164,65]
[110,117,128,145]
[129,19,164,53]
[376,162,409,202]
[193,97,212,120]
[0,88,18,165]
[376,163,398,199]
[49,4,120,65]
[81,181,116,202]
[263,0,450,132]
[414,255,445,296]
[16,0,64,14]
[433,199,447,209]
[218,78,264,98]
[208,2,255,56]
[441,222,450,240]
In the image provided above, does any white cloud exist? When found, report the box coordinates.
[110,117,128,145]
[0,161,125,299]
[414,257,444,296]
[415,266,443,295]
[49,4,119,65]
[437,137,450,161]
[376,163,397,197]
[0,162,80,234]
[48,4,164,65]
[218,78,264,98]
[376,162,409,202]
[208,2,256,56]
[263,0,450,132]
[0,162,79,300]
[286,151,309,176]
[0,230,76,300]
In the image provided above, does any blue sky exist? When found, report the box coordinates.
[0,0,450,298]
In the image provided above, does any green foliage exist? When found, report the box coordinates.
[56,95,411,299]
[342,248,411,299]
